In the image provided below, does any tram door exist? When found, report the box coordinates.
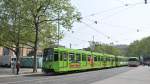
[63,52,68,67]
[59,52,68,68]
[82,54,87,66]
[76,54,81,65]
[102,56,106,67]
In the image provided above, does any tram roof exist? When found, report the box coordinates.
[53,47,126,58]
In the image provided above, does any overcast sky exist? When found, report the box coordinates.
[60,0,150,49]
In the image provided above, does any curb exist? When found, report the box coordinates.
[0,75,19,78]
[0,72,44,78]
[21,72,44,76]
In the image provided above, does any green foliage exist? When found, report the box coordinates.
[21,0,80,48]
[0,0,80,71]
[127,36,150,57]
[0,0,34,51]
[0,0,80,49]
[87,42,122,56]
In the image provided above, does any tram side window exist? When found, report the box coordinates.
[43,48,53,61]
[112,58,114,62]
[60,52,63,61]
[82,54,86,61]
[100,57,103,61]
[117,58,120,62]
[107,57,109,62]
[120,58,122,62]
[105,57,107,61]
[112,58,114,61]
[109,58,111,61]
[109,57,112,62]
[103,57,106,61]
[54,52,58,61]
[115,58,118,62]
[76,54,81,63]
[48,55,53,61]
[63,53,67,61]
[98,56,101,61]
[122,58,124,62]
[94,56,97,61]
[69,53,75,63]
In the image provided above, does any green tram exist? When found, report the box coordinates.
[42,48,128,73]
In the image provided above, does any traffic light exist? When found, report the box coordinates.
[145,0,147,4]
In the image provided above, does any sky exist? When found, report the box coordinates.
[60,0,150,49]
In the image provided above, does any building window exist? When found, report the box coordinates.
[3,48,9,56]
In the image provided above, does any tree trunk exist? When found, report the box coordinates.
[33,46,37,72]
[15,47,20,63]
[16,26,20,64]
[33,20,39,72]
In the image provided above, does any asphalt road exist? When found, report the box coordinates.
[0,67,135,84]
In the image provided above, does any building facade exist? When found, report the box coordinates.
[0,47,42,66]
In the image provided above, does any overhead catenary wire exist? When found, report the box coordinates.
[80,1,147,31]
[83,14,150,39]
[81,1,150,19]
[80,21,146,44]
[82,7,129,23]
[80,21,143,44]
[63,34,89,43]
[81,21,118,43]
[82,5,127,19]
[62,23,117,48]
[79,1,150,42]
[113,0,125,4]
[100,4,135,20]
[63,30,90,43]
[102,22,150,30]
[60,33,90,48]
[62,1,150,47]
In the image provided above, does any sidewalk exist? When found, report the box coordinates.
[0,68,43,78]
[91,66,150,84]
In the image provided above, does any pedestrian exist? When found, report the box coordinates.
[16,62,20,75]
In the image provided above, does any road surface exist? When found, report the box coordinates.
[0,66,134,84]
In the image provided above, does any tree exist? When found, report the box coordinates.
[126,40,140,57]
[0,0,80,72]
[127,36,150,58]
[0,0,35,63]
[114,45,128,56]
[22,0,80,72]
[86,42,122,56]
